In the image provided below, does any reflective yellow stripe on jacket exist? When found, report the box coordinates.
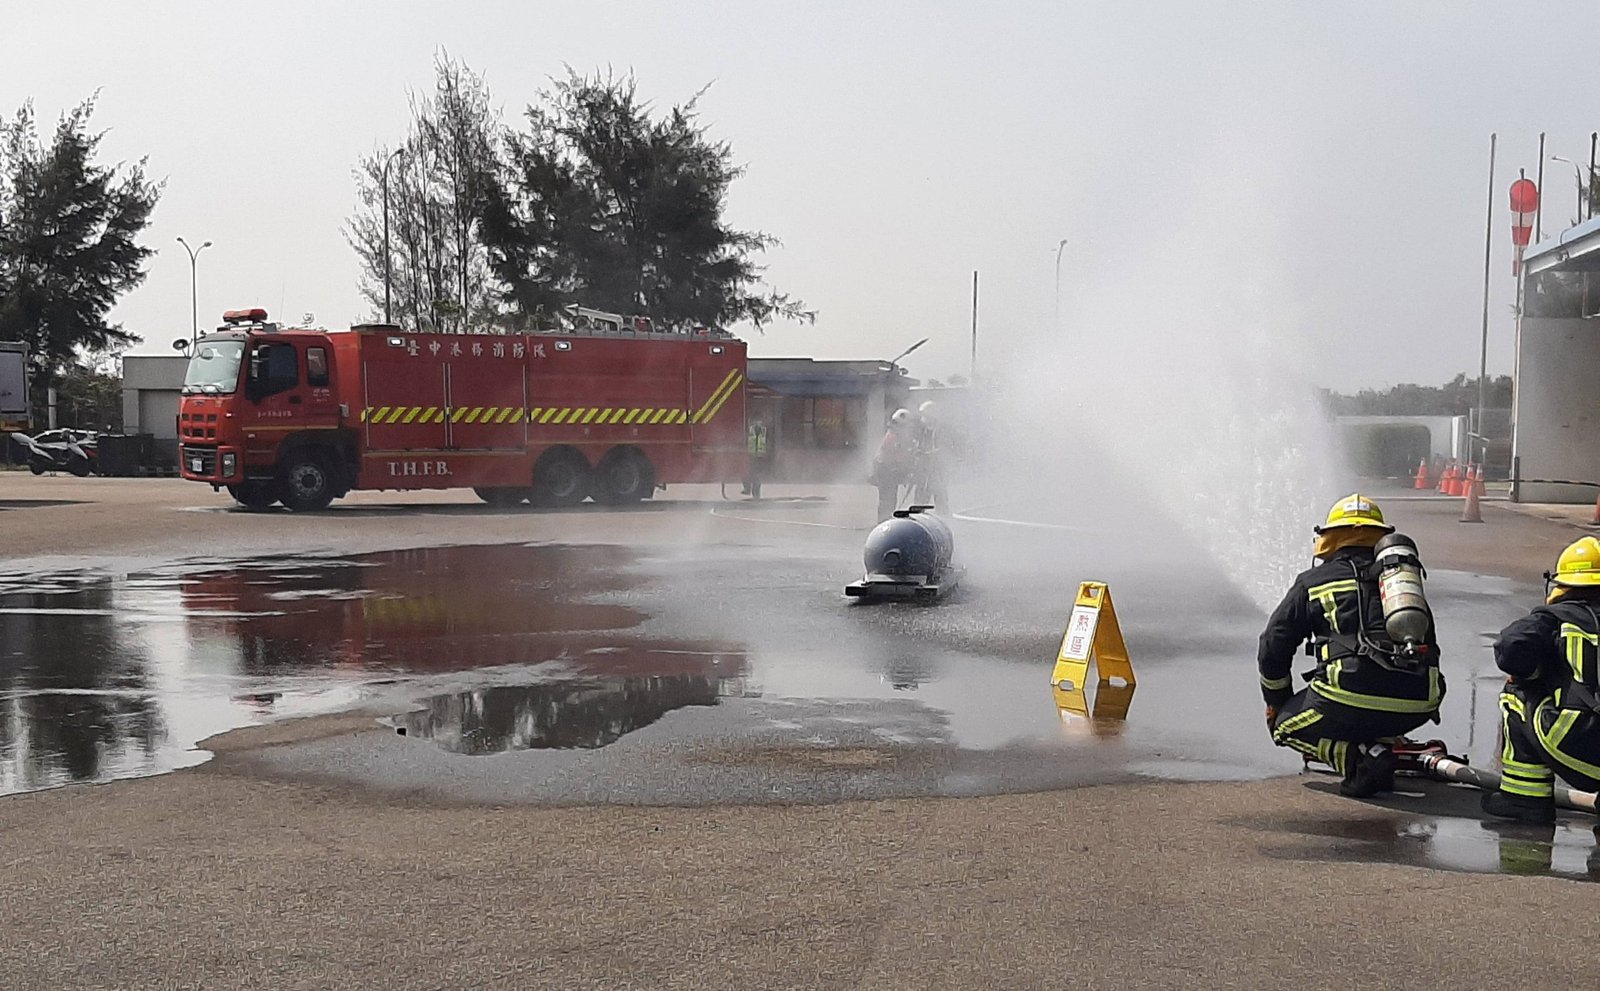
[1309,662,1442,714]
[1306,579,1359,634]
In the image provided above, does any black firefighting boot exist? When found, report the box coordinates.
[1339,743,1396,798]
[1481,789,1556,826]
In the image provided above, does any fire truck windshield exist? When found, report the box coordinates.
[183,340,245,394]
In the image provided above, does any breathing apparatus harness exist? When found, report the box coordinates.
[1304,554,1432,679]
[1546,595,1600,716]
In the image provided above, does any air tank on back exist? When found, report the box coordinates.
[1374,532,1431,649]
[845,506,962,602]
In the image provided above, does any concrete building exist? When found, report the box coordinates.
[121,356,187,462]
[1514,219,1600,502]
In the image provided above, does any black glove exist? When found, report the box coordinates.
[1263,686,1292,710]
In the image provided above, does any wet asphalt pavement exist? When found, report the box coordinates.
[0,479,1538,826]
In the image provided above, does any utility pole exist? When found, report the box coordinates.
[176,236,213,345]
[970,270,979,381]
[1053,239,1068,329]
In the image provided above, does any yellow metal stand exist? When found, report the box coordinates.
[1050,581,1136,691]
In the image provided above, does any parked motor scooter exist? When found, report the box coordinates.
[9,429,98,476]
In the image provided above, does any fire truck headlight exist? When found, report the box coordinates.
[222,452,237,477]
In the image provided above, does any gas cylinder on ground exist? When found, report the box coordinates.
[862,506,955,579]
[1374,533,1431,648]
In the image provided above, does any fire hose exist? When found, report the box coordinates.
[1408,750,1599,815]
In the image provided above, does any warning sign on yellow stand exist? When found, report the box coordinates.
[1050,581,1136,692]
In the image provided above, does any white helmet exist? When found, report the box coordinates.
[917,400,936,422]
[890,408,911,425]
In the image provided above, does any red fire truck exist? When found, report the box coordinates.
[178,308,748,511]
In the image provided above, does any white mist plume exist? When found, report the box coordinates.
[982,138,1340,610]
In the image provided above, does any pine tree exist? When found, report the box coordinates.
[0,96,161,408]
[485,69,811,330]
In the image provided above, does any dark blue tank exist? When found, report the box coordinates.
[862,507,955,579]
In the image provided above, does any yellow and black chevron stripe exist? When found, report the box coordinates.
[359,372,744,428]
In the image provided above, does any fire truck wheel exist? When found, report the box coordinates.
[278,451,337,512]
[592,448,654,504]
[531,449,590,507]
[228,482,280,511]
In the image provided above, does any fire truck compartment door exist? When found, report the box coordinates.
[689,363,746,451]
[363,358,448,451]
[445,361,527,450]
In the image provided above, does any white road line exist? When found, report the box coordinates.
[708,504,868,531]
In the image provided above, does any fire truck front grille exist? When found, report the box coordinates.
[181,445,218,476]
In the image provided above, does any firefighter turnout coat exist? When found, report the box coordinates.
[1257,547,1445,717]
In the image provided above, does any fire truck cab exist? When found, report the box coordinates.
[178,308,749,512]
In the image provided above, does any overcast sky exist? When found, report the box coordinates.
[7,1,1597,390]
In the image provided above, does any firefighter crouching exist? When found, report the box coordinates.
[1483,536,1600,825]
[1258,494,1445,797]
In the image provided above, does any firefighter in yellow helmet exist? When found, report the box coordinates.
[1258,494,1445,797]
[1482,536,1600,824]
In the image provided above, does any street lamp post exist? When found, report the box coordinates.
[1054,238,1069,329]
[1551,156,1586,223]
[888,338,929,376]
[176,236,213,345]
[380,147,406,324]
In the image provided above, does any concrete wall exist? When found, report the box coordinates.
[1514,317,1600,503]
[121,356,188,440]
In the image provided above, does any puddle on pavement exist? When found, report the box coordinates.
[0,521,1533,803]
[390,666,746,754]
[1249,794,1600,883]
[0,499,79,511]
[0,544,684,795]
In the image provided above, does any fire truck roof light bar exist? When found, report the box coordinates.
[222,307,270,324]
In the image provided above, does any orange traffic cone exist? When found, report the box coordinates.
[1473,463,1487,498]
[1440,462,1458,496]
[1413,458,1430,490]
[1460,466,1483,523]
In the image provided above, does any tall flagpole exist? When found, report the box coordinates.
[1477,133,1496,467]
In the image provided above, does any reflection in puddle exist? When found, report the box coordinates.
[1254,800,1600,883]
[1402,817,1600,882]
[1053,682,1135,737]
[0,545,694,795]
[394,670,747,754]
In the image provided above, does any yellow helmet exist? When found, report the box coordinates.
[1550,536,1600,587]
[1314,493,1394,534]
